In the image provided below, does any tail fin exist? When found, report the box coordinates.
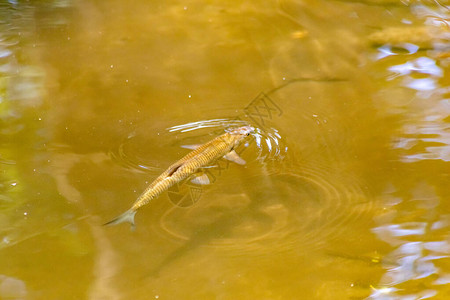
[104,209,137,231]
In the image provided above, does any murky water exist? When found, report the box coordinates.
[0,0,449,299]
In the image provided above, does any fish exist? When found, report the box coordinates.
[104,125,254,230]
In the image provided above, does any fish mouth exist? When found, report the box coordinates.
[228,126,255,136]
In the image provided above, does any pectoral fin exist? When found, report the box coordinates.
[181,144,202,150]
[191,173,210,185]
[223,150,246,165]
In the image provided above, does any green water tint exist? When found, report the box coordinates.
[1,0,450,299]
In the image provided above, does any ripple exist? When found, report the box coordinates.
[156,160,373,256]
[109,118,287,199]
[252,127,287,162]
[167,118,249,133]
[114,119,371,256]
[394,99,450,162]
[109,135,161,173]
[0,156,15,165]
[110,119,282,173]
[168,118,288,163]
[370,182,450,298]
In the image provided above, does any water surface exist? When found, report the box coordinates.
[0,0,449,299]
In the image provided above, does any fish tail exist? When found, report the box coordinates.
[104,209,137,231]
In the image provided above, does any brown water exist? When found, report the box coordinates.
[0,0,449,299]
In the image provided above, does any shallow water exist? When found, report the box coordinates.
[0,0,449,299]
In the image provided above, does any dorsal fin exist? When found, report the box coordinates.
[181,144,202,150]
[167,163,183,176]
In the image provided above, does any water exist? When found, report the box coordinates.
[0,0,449,299]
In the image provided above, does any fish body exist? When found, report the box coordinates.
[105,126,254,229]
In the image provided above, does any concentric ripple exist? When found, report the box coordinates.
[156,147,373,258]
[156,169,373,256]
[109,119,257,173]
[111,118,373,256]
[110,118,288,172]
[109,134,162,174]
[109,119,287,209]
[167,118,249,133]
[167,118,288,163]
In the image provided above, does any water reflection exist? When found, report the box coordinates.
[394,98,450,162]
[376,44,420,60]
[388,57,442,78]
[371,180,450,299]
[0,0,47,251]
[369,4,450,286]
[384,54,443,94]
[370,0,450,164]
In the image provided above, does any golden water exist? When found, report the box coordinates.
[0,0,449,299]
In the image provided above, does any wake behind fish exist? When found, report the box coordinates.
[167,119,287,164]
[110,118,287,175]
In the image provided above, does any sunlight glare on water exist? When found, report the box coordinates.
[0,0,449,299]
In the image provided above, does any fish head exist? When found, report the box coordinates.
[228,126,255,137]
[226,126,255,146]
